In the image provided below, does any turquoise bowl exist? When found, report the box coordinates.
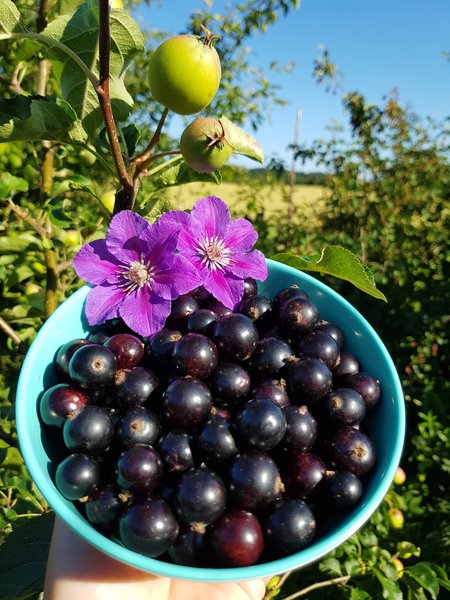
[16,259,405,582]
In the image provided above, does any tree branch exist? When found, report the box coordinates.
[8,200,49,238]
[281,575,351,600]
[0,316,22,346]
[133,108,169,173]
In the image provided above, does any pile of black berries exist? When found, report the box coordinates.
[40,279,380,568]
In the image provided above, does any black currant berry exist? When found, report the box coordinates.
[236,295,274,334]
[282,405,318,452]
[115,406,161,448]
[252,378,290,409]
[119,498,179,557]
[242,277,258,300]
[288,357,333,403]
[272,286,309,314]
[63,405,114,455]
[264,498,316,557]
[294,331,339,369]
[322,388,366,427]
[330,428,376,476]
[114,366,160,407]
[209,362,250,407]
[206,299,233,318]
[191,285,212,305]
[55,453,101,500]
[343,372,381,409]
[227,451,284,511]
[236,398,287,451]
[175,467,226,527]
[85,485,125,532]
[172,333,218,379]
[281,452,326,498]
[325,471,363,507]
[104,333,144,369]
[332,352,360,382]
[186,309,218,335]
[198,417,238,464]
[146,329,181,373]
[157,431,195,472]
[169,525,211,567]
[39,384,89,427]
[55,338,92,378]
[247,337,293,379]
[116,444,163,492]
[314,320,344,349]
[162,376,212,429]
[211,314,258,361]
[167,294,198,328]
[211,510,264,567]
[280,297,319,336]
[68,344,117,390]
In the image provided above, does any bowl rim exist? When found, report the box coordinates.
[16,259,405,581]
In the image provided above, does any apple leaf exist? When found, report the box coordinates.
[42,0,144,135]
[0,95,87,143]
[271,246,387,301]
[154,161,222,189]
[0,0,23,34]
[220,116,264,164]
[0,173,29,198]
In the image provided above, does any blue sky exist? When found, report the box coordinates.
[134,0,450,169]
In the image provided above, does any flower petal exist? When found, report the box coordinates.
[204,269,244,309]
[106,210,150,262]
[157,209,190,230]
[119,285,171,337]
[152,254,202,300]
[84,283,123,325]
[139,219,180,268]
[228,249,268,281]
[177,228,205,270]
[223,218,258,253]
[190,196,231,239]
[73,239,119,285]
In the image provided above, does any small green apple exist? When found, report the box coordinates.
[388,508,404,529]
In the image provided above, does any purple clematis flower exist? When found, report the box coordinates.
[73,211,201,337]
[161,196,268,308]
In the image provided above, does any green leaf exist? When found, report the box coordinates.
[155,161,222,189]
[319,557,342,576]
[271,246,387,301]
[6,264,34,287]
[373,567,403,600]
[0,95,87,143]
[405,564,439,599]
[0,0,23,34]
[42,0,145,134]
[0,234,40,253]
[120,123,141,158]
[0,512,54,600]
[220,115,264,163]
[397,541,421,559]
[350,589,372,600]
[0,173,29,198]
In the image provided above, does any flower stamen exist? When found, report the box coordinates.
[196,235,232,271]
[117,260,155,294]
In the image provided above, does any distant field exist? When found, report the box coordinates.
[158,182,327,231]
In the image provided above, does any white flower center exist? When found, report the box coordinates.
[117,260,155,294]
[196,235,232,271]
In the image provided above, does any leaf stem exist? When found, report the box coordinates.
[0,316,22,346]
[281,575,351,600]
[142,150,182,170]
[145,154,183,177]
[133,107,170,173]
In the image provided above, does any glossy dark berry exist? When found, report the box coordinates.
[252,378,290,409]
[85,485,125,531]
[280,297,319,336]
[212,314,258,362]
[209,363,251,407]
[55,453,101,500]
[228,451,284,511]
[116,444,163,492]
[186,309,218,335]
[169,525,211,567]
[175,467,226,526]
[343,372,381,409]
[330,428,376,476]
[87,330,110,344]
[237,295,274,334]
[295,331,339,369]
[115,406,161,448]
[114,367,160,407]
[146,329,182,371]
[55,338,92,378]
[39,384,89,427]
[272,286,309,314]
[211,510,264,567]
[247,337,293,379]
[69,344,117,390]
[206,299,233,318]
[282,405,318,452]
[104,333,144,369]
[242,277,258,299]
[172,333,218,379]
[314,320,344,349]
[281,452,326,498]
[332,352,360,382]
[322,388,366,427]
[157,431,195,472]
[167,294,198,327]
[162,376,212,429]
[325,471,363,507]
[191,285,212,305]
[264,498,316,557]
[236,398,287,451]
[198,417,238,463]
[63,405,114,455]
[289,357,333,403]
[119,498,179,557]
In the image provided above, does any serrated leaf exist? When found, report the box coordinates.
[0,173,28,198]
[0,95,87,143]
[373,567,403,600]
[271,246,387,301]
[0,512,54,600]
[405,564,439,600]
[0,0,23,34]
[220,115,264,163]
[155,161,222,189]
[42,0,145,134]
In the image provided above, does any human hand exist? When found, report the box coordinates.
[44,517,269,600]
